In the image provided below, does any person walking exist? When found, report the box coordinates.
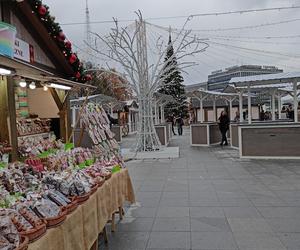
[218,111,230,146]
[177,116,184,136]
[170,114,177,136]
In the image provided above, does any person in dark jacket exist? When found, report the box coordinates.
[177,116,184,136]
[218,111,230,146]
[170,114,177,136]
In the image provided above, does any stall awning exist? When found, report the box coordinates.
[0,55,95,89]
[0,54,54,77]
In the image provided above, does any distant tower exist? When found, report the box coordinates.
[85,0,92,63]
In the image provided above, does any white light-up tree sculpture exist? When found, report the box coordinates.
[88,11,208,152]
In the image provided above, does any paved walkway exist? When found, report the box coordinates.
[103,128,300,250]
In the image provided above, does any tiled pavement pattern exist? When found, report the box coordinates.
[101,128,300,250]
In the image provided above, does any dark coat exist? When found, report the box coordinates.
[218,115,230,131]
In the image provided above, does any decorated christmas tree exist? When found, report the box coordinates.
[158,34,188,118]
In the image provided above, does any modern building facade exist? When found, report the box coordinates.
[208,65,283,91]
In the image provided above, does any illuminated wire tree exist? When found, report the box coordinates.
[88,11,208,152]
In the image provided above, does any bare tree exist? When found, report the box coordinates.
[88,11,208,152]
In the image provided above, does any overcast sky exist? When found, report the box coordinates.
[44,0,300,85]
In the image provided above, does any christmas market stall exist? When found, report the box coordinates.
[0,1,135,250]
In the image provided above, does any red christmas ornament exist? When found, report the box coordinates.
[38,5,47,16]
[75,72,81,79]
[85,74,92,81]
[69,53,77,64]
[58,32,66,41]
[65,40,72,49]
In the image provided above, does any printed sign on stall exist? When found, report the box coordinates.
[14,38,34,63]
[0,21,16,58]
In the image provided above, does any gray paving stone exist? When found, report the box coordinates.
[223,206,262,218]
[266,218,300,233]
[156,207,189,218]
[117,217,154,232]
[233,232,287,250]
[127,206,157,217]
[191,217,231,232]
[256,207,300,218]
[190,207,225,218]
[191,231,238,249]
[152,217,190,232]
[148,232,190,249]
[228,218,273,232]
[278,233,300,250]
[112,129,300,250]
[105,232,149,250]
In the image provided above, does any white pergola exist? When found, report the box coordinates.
[233,83,293,122]
[153,93,175,124]
[229,72,300,124]
[187,90,242,123]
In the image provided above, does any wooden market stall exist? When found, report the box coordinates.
[229,72,300,159]
[188,90,242,146]
[0,1,94,161]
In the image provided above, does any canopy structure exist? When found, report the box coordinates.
[0,55,96,90]
[153,93,175,124]
[187,89,242,123]
[230,72,300,123]
[70,94,118,107]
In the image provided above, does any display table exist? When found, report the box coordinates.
[28,169,135,250]
[190,122,221,146]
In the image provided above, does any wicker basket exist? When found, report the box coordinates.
[65,197,78,214]
[104,173,112,180]
[97,178,105,187]
[20,222,47,243]
[89,184,98,195]
[45,208,67,228]
[75,192,90,205]
[16,236,29,250]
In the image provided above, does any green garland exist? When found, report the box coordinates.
[26,0,89,83]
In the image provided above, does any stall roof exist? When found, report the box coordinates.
[233,83,295,95]
[229,72,300,87]
[187,89,241,99]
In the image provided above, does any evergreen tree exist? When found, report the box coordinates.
[158,34,188,119]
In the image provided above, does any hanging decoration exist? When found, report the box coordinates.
[69,54,77,64]
[22,0,92,83]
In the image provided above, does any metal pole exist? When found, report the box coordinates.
[160,105,164,123]
[200,98,204,123]
[154,102,158,124]
[128,109,132,133]
[293,81,298,123]
[247,85,252,124]
[277,93,281,120]
[271,91,276,121]
[212,98,216,122]
[239,91,244,123]
[229,99,233,121]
